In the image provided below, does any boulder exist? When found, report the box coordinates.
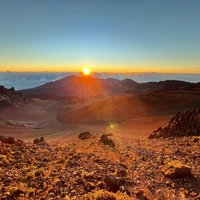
[33,137,48,146]
[78,131,92,140]
[104,174,129,192]
[0,135,15,144]
[100,134,115,148]
[161,161,192,178]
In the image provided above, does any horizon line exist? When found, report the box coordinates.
[1,71,200,75]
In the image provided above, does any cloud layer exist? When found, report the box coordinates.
[0,72,200,90]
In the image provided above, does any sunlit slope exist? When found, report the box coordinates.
[58,91,200,124]
[20,75,195,101]
[21,75,124,100]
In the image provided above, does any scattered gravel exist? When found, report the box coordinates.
[0,134,199,199]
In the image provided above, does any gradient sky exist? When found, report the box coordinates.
[0,0,200,73]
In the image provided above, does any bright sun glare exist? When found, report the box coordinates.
[83,68,91,76]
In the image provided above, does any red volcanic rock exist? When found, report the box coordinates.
[78,131,93,140]
[33,137,48,146]
[104,174,129,193]
[0,85,26,105]
[0,135,15,144]
[161,161,192,178]
[100,134,115,148]
[149,107,200,138]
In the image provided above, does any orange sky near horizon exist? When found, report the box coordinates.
[0,65,200,74]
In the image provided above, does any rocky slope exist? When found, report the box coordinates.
[149,107,200,138]
[0,133,199,199]
[0,86,27,107]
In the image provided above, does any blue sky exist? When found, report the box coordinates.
[0,0,200,72]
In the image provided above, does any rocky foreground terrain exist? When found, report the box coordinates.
[0,130,199,200]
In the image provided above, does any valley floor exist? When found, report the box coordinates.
[0,98,171,142]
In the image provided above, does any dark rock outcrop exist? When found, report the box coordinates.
[149,107,200,138]
[0,85,27,106]
[78,131,93,140]
[104,174,129,193]
[0,135,15,144]
[100,134,115,148]
[33,137,48,146]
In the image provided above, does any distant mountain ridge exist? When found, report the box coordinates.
[2,72,200,90]
[20,75,197,101]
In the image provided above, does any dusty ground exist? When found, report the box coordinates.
[0,100,199,199]
[0,133,199,199]
[0,99,71,141]
[0,98,171,142]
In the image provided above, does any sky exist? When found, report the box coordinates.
[0,0,200,73]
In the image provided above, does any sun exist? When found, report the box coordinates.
[83,68,91,76]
